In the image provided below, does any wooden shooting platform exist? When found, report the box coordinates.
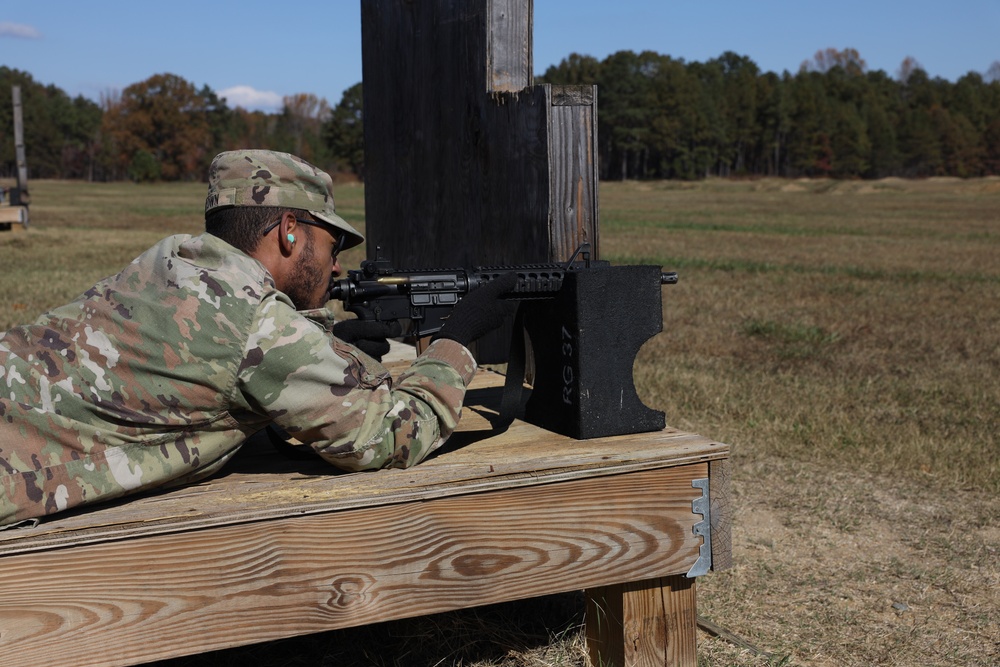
[0,8,731,662]
[0,204,29,231]
[0,360,731,667]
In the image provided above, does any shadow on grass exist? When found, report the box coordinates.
[143,593,586,667]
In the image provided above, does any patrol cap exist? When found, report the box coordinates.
[205,149,364,250]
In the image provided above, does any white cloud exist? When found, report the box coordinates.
[0,22,42,39]
[218,85,283,112]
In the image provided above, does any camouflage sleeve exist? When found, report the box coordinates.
[236,296,477,471]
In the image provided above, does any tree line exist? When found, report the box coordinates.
[542,49,1000,180]
[0,66,364,183]
[3,48,1000,183]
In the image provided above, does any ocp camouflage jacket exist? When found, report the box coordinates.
[0,234,476,526]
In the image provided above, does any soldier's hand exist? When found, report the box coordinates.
[332,319,403,361]
[432,272,519,348]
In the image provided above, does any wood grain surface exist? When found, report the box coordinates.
[547,85,600,261]
[586,575,699,667]
[0,464,706,667]
[0,370,728,557]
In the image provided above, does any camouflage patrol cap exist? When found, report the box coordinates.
[205,149,364,250]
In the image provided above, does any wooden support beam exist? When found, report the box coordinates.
[709,458,733,571]
[548,84,599,260]
[585,575,698,667]
[487,0,533,92]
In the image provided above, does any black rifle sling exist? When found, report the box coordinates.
[496,303,527,432]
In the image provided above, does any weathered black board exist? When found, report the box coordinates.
[360,0,598,268]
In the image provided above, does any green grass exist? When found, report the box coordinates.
[2,177,998,666]
[604,178,999,494]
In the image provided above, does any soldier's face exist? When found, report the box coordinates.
[285,225,343,310]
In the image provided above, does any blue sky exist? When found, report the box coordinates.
[2,1,998,112]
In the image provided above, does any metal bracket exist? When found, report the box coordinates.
[686,477,712,578]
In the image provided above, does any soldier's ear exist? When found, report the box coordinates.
[279,212,299,255]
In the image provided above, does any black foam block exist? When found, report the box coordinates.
[522,265,666,439]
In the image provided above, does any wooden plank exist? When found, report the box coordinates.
[487,0,532,92]
[659,575,699,666]
[547,84,599,261]
[585,575,698,667]
[361,0,551,268]
[0,206,29,225]
[709,458,733,571]
[0,421,727,556]
[0,464,707,667]
[551,85,596,107]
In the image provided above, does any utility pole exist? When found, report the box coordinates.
[13,85,30,209]
[1,85,30,230]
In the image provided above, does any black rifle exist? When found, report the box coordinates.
[328,244,678,439]
[328,244,677,339]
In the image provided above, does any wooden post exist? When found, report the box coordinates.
[360,0,598,360]
[709,458,733,571]
[12,85,29,208]
[585,576,698,667]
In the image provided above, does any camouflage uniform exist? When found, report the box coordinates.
[0,152,478,527]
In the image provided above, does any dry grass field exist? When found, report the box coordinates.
[1,177,997,666]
